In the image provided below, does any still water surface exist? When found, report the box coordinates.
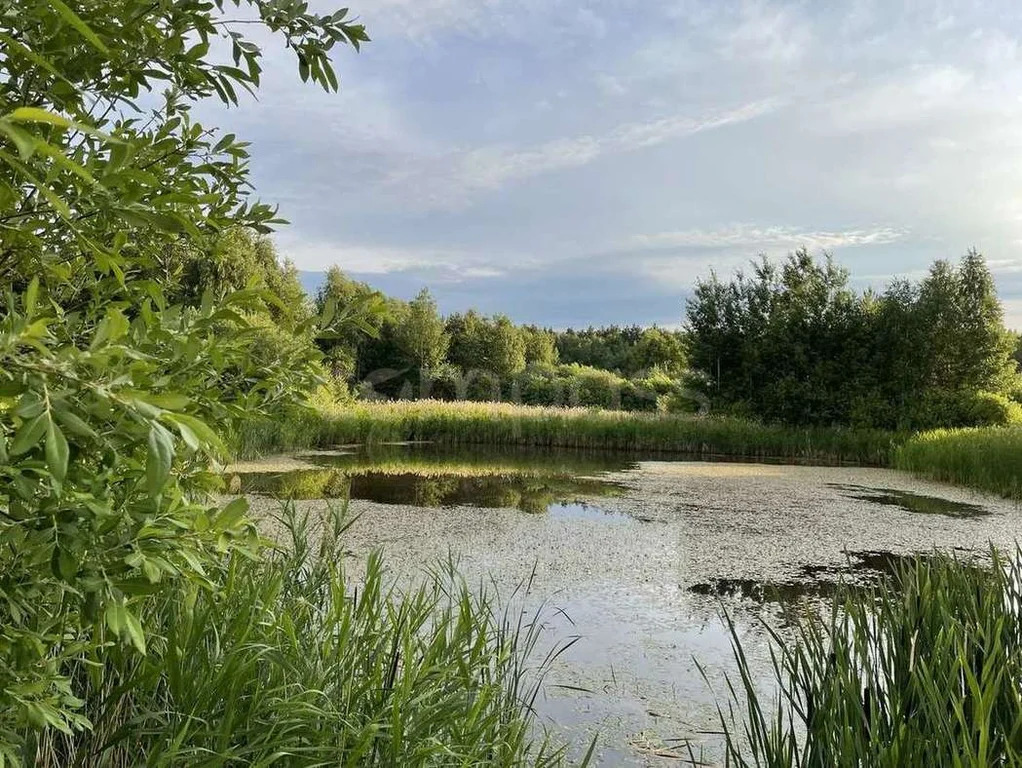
[230,444,1021,765]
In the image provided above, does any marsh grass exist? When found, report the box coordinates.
[30,503,576,767]
[712,549,1022,767]
[895,426,1022,500]
[235,401,898,466]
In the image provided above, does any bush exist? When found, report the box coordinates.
[968,390,1022,426]
[901,389,1022,430]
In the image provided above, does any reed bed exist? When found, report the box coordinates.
[31,504,573,767]
[713,549,1022,767]
[894,426,1022,500]
[236,400,899,466]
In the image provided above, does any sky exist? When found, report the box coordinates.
[201,0,1022,329]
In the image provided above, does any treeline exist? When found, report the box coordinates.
[314,267,693,411]
[686,249,1021,429]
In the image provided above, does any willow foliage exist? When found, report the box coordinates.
[0,0,366,758]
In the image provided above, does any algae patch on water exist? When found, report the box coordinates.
[828,484,990,518]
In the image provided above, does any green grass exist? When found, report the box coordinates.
[713,549,1022,766]
[235,400,900,466]
[237,402,1022,501]
[894,426,1022,500]
[27,504,576,767]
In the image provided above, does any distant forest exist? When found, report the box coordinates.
[314,249,1022,430]
[313,266,692,412]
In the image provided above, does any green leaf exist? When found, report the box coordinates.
[45,418,69,483]
[54,409,98,440]
[104,600,125,635]
[0,122,37,160]
[320,297,337,329]
[171,418,200,452]
[215,497,249,531]
[47,0,110,55]
[10,413,47,455]
[123,608,147,654]
[24,276,39,318]
[51,545,77,581]
[163,413,225,455]
[5,106,73,129]
[139,392,190,410]
[146,423,174,497]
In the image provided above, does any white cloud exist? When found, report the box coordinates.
[276,239,493,275]
[986,258,1022,274]
[275,236,530,281]
[359,0,617,42]
[629,224,907,251]
[1001,299,1022,330]
[382,98,781,209]
[719,0,814,64]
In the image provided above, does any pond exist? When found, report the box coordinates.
[229,444,1021,766]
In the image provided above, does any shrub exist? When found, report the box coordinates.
[901,389,1022,430]
[0,0,367,756]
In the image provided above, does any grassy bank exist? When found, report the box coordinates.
[894,426,1022,500]
[716,550,1022,766]
[27,506,568,767]
[237,400,900,466]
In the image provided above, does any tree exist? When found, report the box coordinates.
[629,327,687,376]
[0,0,367,754]
[445,310,486,373]
[685,249,1018,428]
[522,325,559,367]
[447,311,525,378]
[393,288,449,371]
[315,266,391,379]
[945,251,1016,392]
[169,229,311,328]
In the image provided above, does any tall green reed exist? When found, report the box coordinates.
[895,426,1022,500]
[711,550,1022,767]
[235,400,899,466]
[31,503,575,767]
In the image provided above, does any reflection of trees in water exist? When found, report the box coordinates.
[236,469,350,499]
[305,443,640,478]
[411,476,461,507]
[237,464,624,514]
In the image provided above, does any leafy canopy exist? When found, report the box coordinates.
[0,0,366,757]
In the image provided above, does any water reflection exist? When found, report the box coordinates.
[828,484,990,518]
[230,444,631,514]
[547,502,638,523]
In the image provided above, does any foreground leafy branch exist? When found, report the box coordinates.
[0,0,367,759]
